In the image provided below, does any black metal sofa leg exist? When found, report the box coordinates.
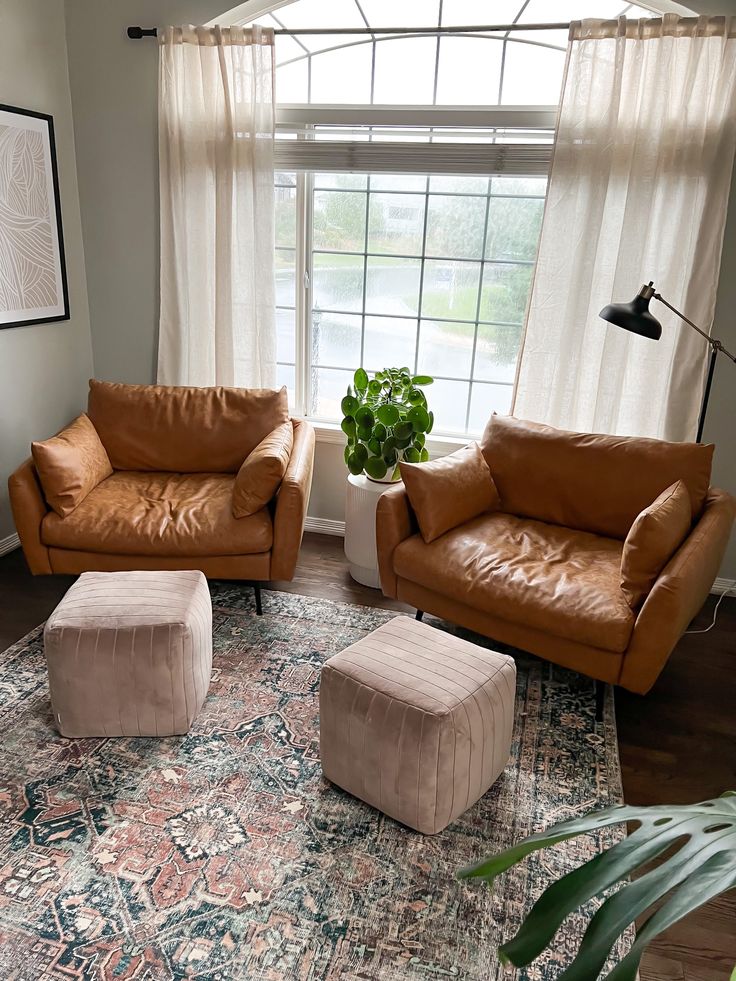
[254,584,263,616]
[415,609,424,621]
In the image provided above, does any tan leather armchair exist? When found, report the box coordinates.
[9,380,315,588]
[377,415,734,695]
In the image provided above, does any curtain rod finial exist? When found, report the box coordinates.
[127,26,157,39]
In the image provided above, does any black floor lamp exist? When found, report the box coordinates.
[599,282,736,443]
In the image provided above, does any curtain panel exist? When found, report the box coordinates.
[513,15,736,441]
[158,25,277,388]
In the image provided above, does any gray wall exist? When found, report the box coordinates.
[64,0,736,576]
[0,0,93,542]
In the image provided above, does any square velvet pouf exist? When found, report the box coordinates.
[43,570,212,738]
[319,616,516,834]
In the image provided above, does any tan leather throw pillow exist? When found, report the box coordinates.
[232,421,294,518]
[400,442,500,544]
[620,480,692,608]
[32,414,113,518]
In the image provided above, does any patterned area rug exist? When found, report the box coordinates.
[0,585,627,980]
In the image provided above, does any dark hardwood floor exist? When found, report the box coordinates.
[1,533,734,980]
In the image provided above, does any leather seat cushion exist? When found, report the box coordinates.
[42,472,273,556]
[393,512,635,653]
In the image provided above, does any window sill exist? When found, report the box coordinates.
[302,418,471,458]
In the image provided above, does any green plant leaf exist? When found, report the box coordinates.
[352,443,368,465]
[368,379,382,395]
[414,433,426,448]
[367,437,382,457]
[407,388,424,404]
[407,405,430,433]
[341,417,356,438]
[412,374,433,385]
[364,456,388,480]
[376,404,400,426]
[420,448,430,462]
[374,423,387,441]
[343,445,351,466]
[427,410,434,434]
[341,395,359,416]
[403,447,421,463]
[355,405,375,429]
[354,367,369,392]
[394,420,413,441]
[383,448,398,465]
[459,794,736,979]
[347,452,365,476]
[357,425,373,442]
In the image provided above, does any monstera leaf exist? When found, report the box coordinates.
[459,793,736,981]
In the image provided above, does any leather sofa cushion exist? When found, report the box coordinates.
[233,421,293,518]
[87,379,289,473]
[399,442,500,544]
[620,480,692,609]
[480,414,713,539]
[393,512,635,653]
[42,472,273,556]
[32,414,113,518]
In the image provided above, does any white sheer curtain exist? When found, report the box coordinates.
[514,15,736,440]
[158,25,276,388]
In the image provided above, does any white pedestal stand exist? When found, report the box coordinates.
[344,474,396,588]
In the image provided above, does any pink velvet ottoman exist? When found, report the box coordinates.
[319,616,516,834]
[43,570,212,738]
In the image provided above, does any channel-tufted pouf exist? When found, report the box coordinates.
[319,616,516,834]
[43,570,212,738]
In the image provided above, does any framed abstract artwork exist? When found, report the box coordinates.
[0,104,69,330]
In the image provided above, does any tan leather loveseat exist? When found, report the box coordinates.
[9,380,315,584]
[377,415,734,695]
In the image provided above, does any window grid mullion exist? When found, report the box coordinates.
[465,178,494,433]
[359,174,371,371]
[413,175,432,377]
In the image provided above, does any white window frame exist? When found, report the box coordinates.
[275,103,555,442]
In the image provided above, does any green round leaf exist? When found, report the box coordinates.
[357,425,373,442]
[354,367,369,392]
[403,446,421,463]
[368,379,382,395]
[395,435,412,450]
[407,388,424,404]
[394,420,413,441]
[347,453,365,476]
[382,435,397,454]
[376,403,400,426]
[355,405,375,429]
[374,422,387,441]
[427,410,434,434]
[414,432,426,448]
[352,443,368,465]
[343,445,351,466]
[341,395,359,416]
[367,437,382,457]
[383,447,398,466]
[420,448,430,462]
[412,374,434,386]
[341,417,356,438]
[364,456,388,480]
[407,405,430,433]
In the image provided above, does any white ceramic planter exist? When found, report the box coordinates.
[344,473,398,588]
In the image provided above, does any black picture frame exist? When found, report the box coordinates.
[0,103,70,330]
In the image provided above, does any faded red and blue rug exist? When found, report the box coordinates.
[0,586,626,980]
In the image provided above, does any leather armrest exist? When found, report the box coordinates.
[620,488,735,693]
[270,419,315,581]
[376,483,418,599]
[7,457,53,574]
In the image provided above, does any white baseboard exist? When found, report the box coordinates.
[304,516,345,538]
[713,576,736,596]
[0,532,20,557]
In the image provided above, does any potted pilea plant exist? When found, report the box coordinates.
[341,366,434,483]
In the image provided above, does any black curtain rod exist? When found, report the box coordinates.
[127,23,574,40]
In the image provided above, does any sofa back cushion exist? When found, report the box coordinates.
[88,380,289,473]
[480,415,713,539]
[32,413,113,518]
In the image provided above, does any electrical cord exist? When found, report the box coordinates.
[684,579,736,634]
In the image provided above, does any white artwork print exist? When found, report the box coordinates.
[0,107,67,326]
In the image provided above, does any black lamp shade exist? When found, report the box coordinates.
[599,290,662,340]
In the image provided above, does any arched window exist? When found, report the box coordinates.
[218,0,692,434]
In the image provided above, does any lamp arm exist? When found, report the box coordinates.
[654,292,736,363]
